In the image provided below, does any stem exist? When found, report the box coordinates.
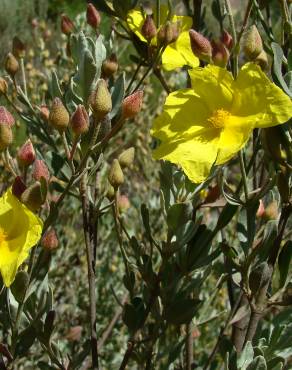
[193,0,203,30]
[185,322,193,370]
[239,150,249,202]
[154,68,171,94]
[236,0,253,47]
[224,0,238,77]
[20,58,27,97]
[156,0,161,27]
[61,132,75,172]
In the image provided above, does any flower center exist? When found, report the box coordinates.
[0,227,7,245]
[208,109,231,129]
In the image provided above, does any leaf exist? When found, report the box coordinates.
[215,204,238,230]
[15,325,37,357]
[246,356,267,370]
[278,241,292,288]
[164,298,200,325]
[237,341,254,370]
[271,43,292,98]
[229,304,249,325]
[167,202,193,231]
[122,297,145,332]
[91,0,116,16]
[49,71,63,99]
[110,72,125,119]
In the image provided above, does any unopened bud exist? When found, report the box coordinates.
[106,182,115,200]
[158,21,179,46]
[221,29,233,50]
[33,159,50,182]
[141,15,157,41]
[102,54,118,78]
[61,14,75,35]
[0,124,13,150]
[189,30,213,62]
[40,105,50,121]
[108,159,124,189]
[21,182,46,212]
[0,107,15,127]
[255,50,269,71]
[5,53,19,77]
[66,326,83,342]
[89,79,112,119]
[17,139,36,167]
[264,200,278,220]
[41,229,59,251]
[204,184,220,204]
[212,41,230,67]
[118,194,130,213]
[243,25,263,60]
[87,3,101,29]
[256,199,265,218]
[49,98,70,133]
[12,176,26,199]
[11,271,29,302]
[12,37,26,59]
[122,90,143,119]
[0,78,8,95]
[118,147,135,168]
[71,105,89,135]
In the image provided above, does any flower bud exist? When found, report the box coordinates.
[255,50,269,71]
[141,15,157,41]
[12,37,26,59]
[118,194,130,213]
[5,53,19,77]
[211,41,230,67]
[87,3,101,29]
[0,124,13,150]
[264,200,278,220]
[21,181,46,211]
[12,176,26,199]
[41,229,59,251]
[38,105,49,122]
[189,30,213,63]
[106,182,115,200]
[108,159,124,189]
[70,105,89,135]
[102,54,118,78]
[0,107,15,127]
[49,98,70,133]
[11,271,29,302]
[221,29,233,50]
[158,21,178,46]
[0,78,8,95]
[118,147,135,168]
[121,90,143,119]
[17,139,36,167]
[61,14,75,35]
[33,159,50,182]
[243,25,263,60]
[66,326,83,341]
[256,199,265,218]
[89,79,112,119]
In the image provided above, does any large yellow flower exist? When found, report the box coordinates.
[152,63,292,183]
[0,188,43,287]
[127,8,199,71]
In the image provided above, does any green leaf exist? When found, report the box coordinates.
[164,298,200,325]
[278,241,292,287]
[237,341,254,370]
[167,202,193,231]
[15,325,37,357]
[271,43,292,98]
[113,0,132,18]
[122,297,145,332]
[49,71,63,99]
[215,204,238,230]
[110,72,125,119]
[91,0,116,16]
[246,356,267,370]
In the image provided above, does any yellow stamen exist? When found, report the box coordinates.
[208,108,231,129]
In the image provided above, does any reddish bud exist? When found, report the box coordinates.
[256,199,265,218]
[61,14,75,35]
[33,159,50,182]
[66,326,83,342]
[70,105,89,135]
[41,229,59,251]
[12,176,27,199]
[5,53,19,77]
[31,19,39,28]
[211,41,230,67]
[158,21,179,46]
[17,139,36,167]
[118,194,130,213]
[141,15,157,40]
[264,201,278,220]
[221,30,233,50]
[102,54,118,78]
[122,90,143,119]
[204,184,221,204]
[12,37,26,59]
[87,3,101,29]
[0,106,15,127]
[189,30,213,62]
[40,105,50,121]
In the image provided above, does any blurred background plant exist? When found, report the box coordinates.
[0,0,291,369]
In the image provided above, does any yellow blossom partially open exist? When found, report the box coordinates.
[0,188,43,287]
[127,8,199,71]
[152,63,292,183]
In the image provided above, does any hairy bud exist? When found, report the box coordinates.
[141,15,157,40]
[71,105,89,135]
[106,182,115,200]
[108,159,124,189]
[102,54,118,78]
[118,147,135,168]
[189,30,213,62]
[87,3,101,29]
[61,14,75,35]
[0,124,13,151]
[17,139,36,167]
[21,182,46,212]
[41,229,59,251]
[122,90,143,119]
[243,25,263,60]
[5,53,19,77]
[0,78,8,95]
[12,37,26,59]
[0,106,15,127]
[158,21,179,46]
[221,29,233,50]
[89,79,112,119]
[212,41,230,67]
[40,105,50,121]
[255,50,269,71]
[264,201,278,220]
[33,159,50,182]
[49,98,70,133]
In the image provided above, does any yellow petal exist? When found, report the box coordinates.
[0,189,43,287]
[232,62,292,128]
[127,9,147,42]
[188,65,234,111]
[153,129,219,183]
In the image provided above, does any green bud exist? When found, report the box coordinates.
[21,182,46,212]
[108,159,124,189]
[89,79,112,120]
[118,147,135,168]
[243,25,263,60]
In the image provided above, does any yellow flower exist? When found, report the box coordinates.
[127,9,199,71]
[0,188,43,287]
[152,63,292,183]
